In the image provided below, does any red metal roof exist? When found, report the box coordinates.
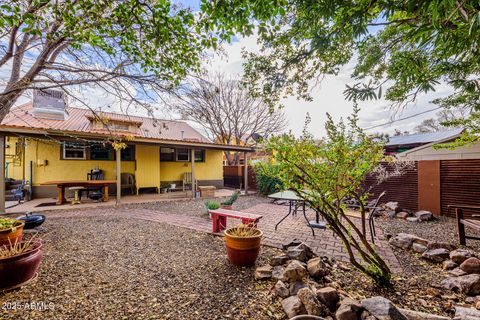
[1,103,210,142]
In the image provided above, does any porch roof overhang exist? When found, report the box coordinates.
[0,126,256,152]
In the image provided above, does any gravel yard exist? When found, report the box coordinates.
[0,216,284,320]
[123,194,270,218]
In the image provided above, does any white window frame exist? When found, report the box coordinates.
[63,143,86,160]
[176,148,190,162]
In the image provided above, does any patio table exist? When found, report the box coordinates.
[41,180,116,205]
[268,190,325,236]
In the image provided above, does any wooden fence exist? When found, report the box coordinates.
[363,162,419,212]
[223,165,257,190]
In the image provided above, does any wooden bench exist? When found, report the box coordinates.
[450,205,480,245]
[209,209,262,233]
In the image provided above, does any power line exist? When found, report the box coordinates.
[363,106,442,130]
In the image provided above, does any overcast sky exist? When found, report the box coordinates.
[202,33,453,138]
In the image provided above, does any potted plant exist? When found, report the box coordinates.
[0,237,43,290]
[205,200,220,218]
[221,191,240,210]
[224,224,263,267]
[0,218,25,246]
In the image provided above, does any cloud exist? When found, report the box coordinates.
[203,33,455,138]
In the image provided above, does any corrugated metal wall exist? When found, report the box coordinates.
[363,162,419,211]
[441,160,480,217]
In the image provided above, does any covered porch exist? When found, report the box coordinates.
[0,131,255,213]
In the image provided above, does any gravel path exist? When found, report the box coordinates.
[0,216,283,320]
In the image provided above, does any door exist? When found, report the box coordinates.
[135,145,160,194]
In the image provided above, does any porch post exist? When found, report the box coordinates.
[0,134,4,213]
[191,149,196,198]
[116,148,121,205]
[243,151,248,195]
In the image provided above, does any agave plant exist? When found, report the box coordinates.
[226,224,261,237]
[0,235,37,259]
[221,191,240,206]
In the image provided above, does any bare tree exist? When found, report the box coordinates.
[174,73,287,165]
[0,1,213,123]
[414,107,471,133]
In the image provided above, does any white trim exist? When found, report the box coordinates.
[175,148,190,162]
[62,143,86,160]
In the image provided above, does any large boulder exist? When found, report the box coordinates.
[290,281,308,296]
[443,260,458,271]
[460,257,480,274]
[361,296,408,320]
[274,280,290,298]
[287,247,307,262]
[271,254,290,266]
[412,243,428,253]
[427,242,457,251]
[399,308,450,320]
[414,210,433,221]
[441,274,480,295]
[272,265,286,281]
[307,257,329,279]
[281,295,307,319]
[389,233,423,249]
[283,260,307,282]
[254,265,273,280]
[449,268,468,277]
[450,249,476,265]
[422,249,450,263]
[385,202,399,211]
[396,211,410,219]
[336,298,362,320]
[453,306,480,320]
[316,287,339,311]
[297,287,327,316]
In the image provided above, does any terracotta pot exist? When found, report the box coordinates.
[221,204,233,210]
[0,241,43,290]
[0,220,24,246]
[224,228,262,267]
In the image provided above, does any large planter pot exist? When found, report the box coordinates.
[0,220,24,246]
[224,227,262,267]
[0,241,43,290]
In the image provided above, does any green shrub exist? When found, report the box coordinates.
[253,162,284,195]
[204,200,220,211]
[221,191,240,206]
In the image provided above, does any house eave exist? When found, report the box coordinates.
[0,126,256,152]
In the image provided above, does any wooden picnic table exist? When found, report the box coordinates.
[41,180,116,205]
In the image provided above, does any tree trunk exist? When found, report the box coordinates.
[0,84,25,123]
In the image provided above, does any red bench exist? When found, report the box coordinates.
[209,209,263,233]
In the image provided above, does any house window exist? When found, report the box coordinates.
[90,144,111,160]
[63,143,86,159]
[176,148,190,161]
[160,147,175,161]
[194,149,205,162]
[120,145,135,161]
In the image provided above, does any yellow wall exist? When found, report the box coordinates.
[160,149,223,181]
[7,138,135,185]
[135,145,161,191]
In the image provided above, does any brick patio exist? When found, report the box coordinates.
[45,202,401,273]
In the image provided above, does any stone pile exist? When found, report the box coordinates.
[389,232,480,316]
[374,201,433,222]
[254,240,464,319]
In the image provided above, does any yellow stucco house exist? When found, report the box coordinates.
[0,96,253,200]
